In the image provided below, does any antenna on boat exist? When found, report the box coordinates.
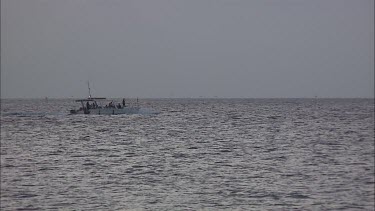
[87,81,92,98]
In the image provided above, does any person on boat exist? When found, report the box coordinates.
[109,101,115,108]
[122,98,126,107]
[86,101,90,109]
[117,103,122,109]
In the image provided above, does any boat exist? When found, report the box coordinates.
[69,82,146,115]
[70,97,143,115]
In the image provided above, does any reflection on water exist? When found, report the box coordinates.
[1,98,374,210]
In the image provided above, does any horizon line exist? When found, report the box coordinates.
[1,97,374,100]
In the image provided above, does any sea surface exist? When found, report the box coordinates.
[1,98,374,210]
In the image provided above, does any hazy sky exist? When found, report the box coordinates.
[1,0,374,98]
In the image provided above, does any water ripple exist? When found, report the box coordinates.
[1,98,374,210]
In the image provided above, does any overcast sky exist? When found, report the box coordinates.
[1,0,374,98]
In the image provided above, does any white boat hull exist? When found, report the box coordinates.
[70,107,140,115]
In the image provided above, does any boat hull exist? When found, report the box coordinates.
[70,107,140,115]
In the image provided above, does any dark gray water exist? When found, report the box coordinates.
[1,98,374,210]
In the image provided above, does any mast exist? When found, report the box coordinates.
[88,81,91,98]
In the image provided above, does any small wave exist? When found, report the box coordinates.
[138,108,160,115]
[2,112,67,117]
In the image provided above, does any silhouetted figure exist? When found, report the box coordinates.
[122,98,126,107]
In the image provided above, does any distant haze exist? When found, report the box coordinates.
[1,0,374,98]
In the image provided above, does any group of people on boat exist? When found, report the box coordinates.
[85,98,126,110]
[86,102,98,109]
[105,102,122,109]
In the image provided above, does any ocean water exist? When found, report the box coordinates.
[1,98,374,210]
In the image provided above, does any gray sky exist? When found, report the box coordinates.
[1,0,374,98]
